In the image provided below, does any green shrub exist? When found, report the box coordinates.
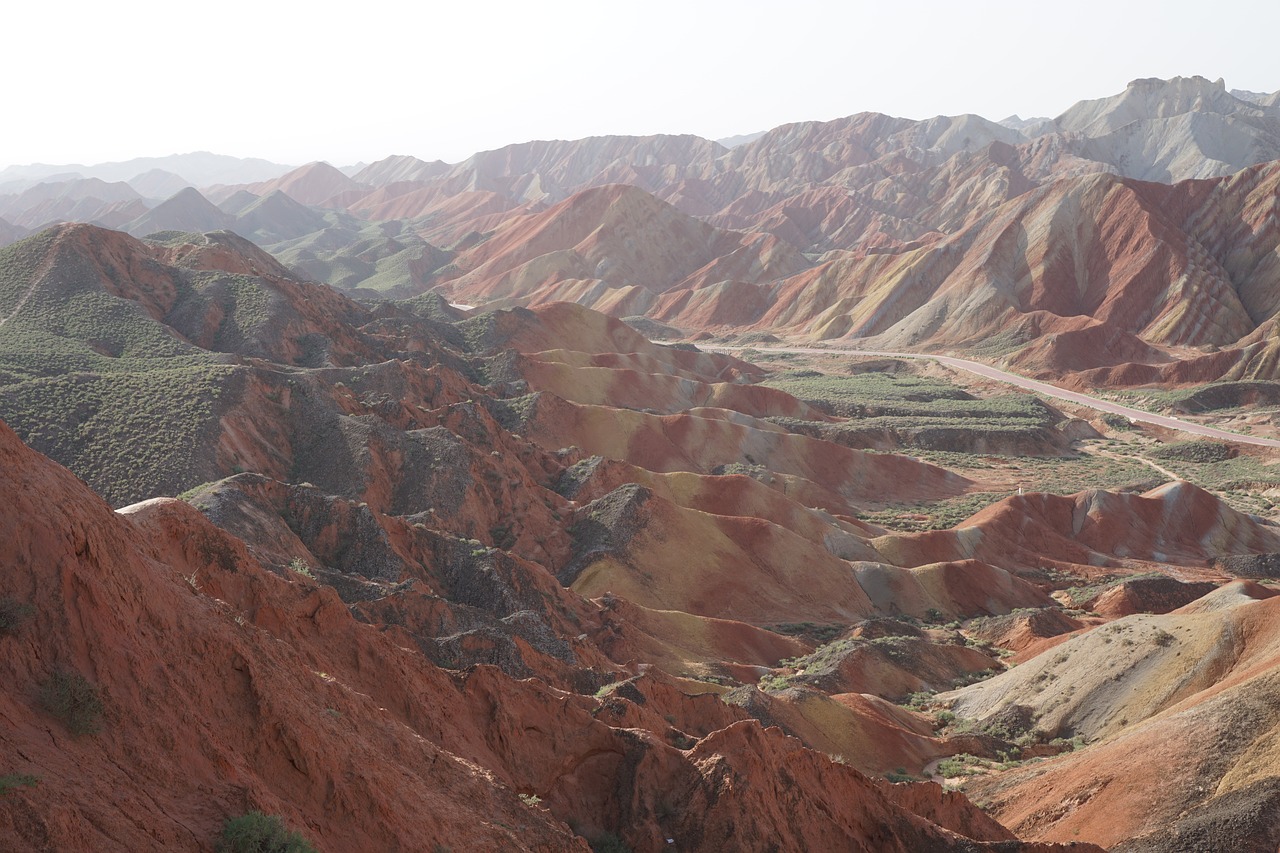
[589,833,631,853]
[1101,412,1132,430]
[0,774,39,795]
[287,558,314,579]
[935,754,982,778]
[39,670,103,735]
[1148,441,1233,464]
[0,597,34,634]
[219,812,316,853]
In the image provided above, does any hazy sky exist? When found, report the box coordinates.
[6,0,1279,168]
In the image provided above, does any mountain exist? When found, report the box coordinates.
[1055,76,1273,137]
[231,190,329,243]
[448,133,727,203]
[1052,76,1280,181]
[0,177,147,230]
[716,130,767,148]
[233,161,369,208]
[126,168,192,199]
[352,154,451,186]
[434,183,807,312]
[122,186,235,237]
[0,152,293,188]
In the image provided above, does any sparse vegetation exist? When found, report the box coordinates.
[218,812,316,853]
[39,669,103,735]
[0,597,35,634]
[1058,572,1164,607]
[763,622,844,643]
[1148,440,1234,464]
[761,370,1059,446]
[588,832,632,853]
[902,690,936,709]
[0,774,39,796]
[861,492,1004,532]
[935,754,984,778]
[287,557,315,579]
[1101,412,1133,430]
[757,673,792,692]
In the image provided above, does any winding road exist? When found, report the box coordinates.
[704,344,1280,450]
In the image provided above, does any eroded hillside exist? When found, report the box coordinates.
[6,223,1280,849]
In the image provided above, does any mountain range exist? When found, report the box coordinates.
[5,74,1280,851]
[3,76,1278,389]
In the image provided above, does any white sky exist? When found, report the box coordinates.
[5,0,1279,168]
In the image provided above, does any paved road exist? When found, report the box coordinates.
[703,344,1280,449]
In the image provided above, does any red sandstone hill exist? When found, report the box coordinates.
[947,581,1280,851]
[433,183,807,310]
[0,395,1102,852]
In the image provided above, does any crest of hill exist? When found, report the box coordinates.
[441,183,806,305]
[125,168,192,200]
[722,112,1026,186]
[446,133,727,203]
[232,189,329,243]
[215,189,262,216]
[875,481,1280,574]
[0,178,145,230]
[353,154,451,187]
[243,161,369,207]
[1055,75,1280,136]
[122,186,234,237]
[1050,76,1280,181]
[0,152,293,187]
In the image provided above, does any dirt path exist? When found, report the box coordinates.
[702,343,1280,450]
[0,267,43,328]
[0,242,56,330]
[1090,446,1182,482]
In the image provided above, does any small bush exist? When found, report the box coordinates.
[39,670,103,735]
[902,690,936,709]
[287,558,314,579]
[589,833,631,853]
[0,598,34,634]
[1148,441,1233,464]
[1101,413,1132,430]
[936,754,982,778]
[0,774,39,795]
[219,812,316,853]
